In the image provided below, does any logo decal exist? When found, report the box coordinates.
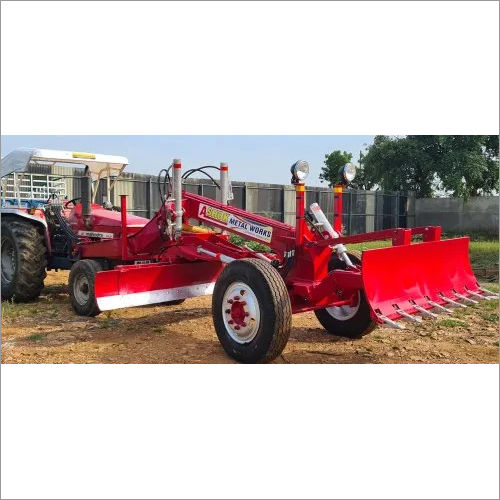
[198,204,273,243]
[77,230,114,239]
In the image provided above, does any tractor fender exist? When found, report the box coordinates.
[1,208,51,254]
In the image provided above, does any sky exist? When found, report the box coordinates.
[1,135,374,186]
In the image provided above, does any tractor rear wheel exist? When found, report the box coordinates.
[1,217,46,302]
[212,258,291,363]
[314,250,376,339]
[69,259,102,316]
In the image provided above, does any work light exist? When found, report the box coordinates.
[290,160,310,184]
[339,163,356,184]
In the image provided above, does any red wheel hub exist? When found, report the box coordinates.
[230,299,247,326]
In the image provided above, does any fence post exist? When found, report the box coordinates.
[283,185,296,226]
[365,191,375,232]
[281,185,285,222]
[395,193,400,228]
[348,190,353,234]
[147,177,153,218]
[245,182,258,214]
[407,191,416,228]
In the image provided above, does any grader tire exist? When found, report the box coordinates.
[314,250,376,339]
[69,259,102,317]
[212,258,291,363]
[1,217,47,302]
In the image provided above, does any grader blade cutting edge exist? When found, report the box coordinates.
[361,237,482,324]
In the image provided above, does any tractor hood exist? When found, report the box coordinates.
[68,204,150,235]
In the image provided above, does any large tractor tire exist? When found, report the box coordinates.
[314,250,376,339]
[1,216,47,302]
[212,258,292,363]
[69,259,102,316]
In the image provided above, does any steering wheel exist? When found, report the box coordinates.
[64,197,81,209]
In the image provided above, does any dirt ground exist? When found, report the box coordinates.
[1,271,498,364]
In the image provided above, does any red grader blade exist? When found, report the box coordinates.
[94,261,223,311]
[361,237,492,328]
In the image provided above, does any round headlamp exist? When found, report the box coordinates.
[339,163,356,184]
[290,160,310,183]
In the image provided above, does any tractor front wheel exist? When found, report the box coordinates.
[212,258,291,363]
[69,259,102,316]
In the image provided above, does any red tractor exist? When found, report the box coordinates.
[2,148,495,362]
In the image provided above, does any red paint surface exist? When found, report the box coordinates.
[95,261,223,298]
[362,237,479,321]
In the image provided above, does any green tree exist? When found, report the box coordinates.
[319,150,352,187]
[361,135,499,198]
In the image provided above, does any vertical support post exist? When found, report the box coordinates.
[295,183,306,246]
[349,190,353,234]
[365,190,375,233]
[113,178,118,207]
[395,193,400,228]
[120,195,128,261]
[281,185,285,223]
[81,173,93,229]
[423,226,441,242]
[147,177,153,218]
[173,158,183,239]
[13,173,18,204]
[392,228,411,246]
[106,168,111,204]
[220,162,229,205]
[333,184,343,234]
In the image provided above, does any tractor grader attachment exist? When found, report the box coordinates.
[2,149,495,363]
[85,158,493,360]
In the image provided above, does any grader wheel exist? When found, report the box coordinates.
[69,259,103,316]
[212,258,291,363]
[314,250,376,339]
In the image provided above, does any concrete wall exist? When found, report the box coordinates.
[415,196,499,235]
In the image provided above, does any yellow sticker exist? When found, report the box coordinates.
[199,205,230,224]
[72,152,96,159]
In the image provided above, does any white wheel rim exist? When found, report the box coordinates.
[222,282,260,344]
[325,292,360,321]
[73,274,90,305]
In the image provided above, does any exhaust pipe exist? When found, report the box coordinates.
[81,169,92,229]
